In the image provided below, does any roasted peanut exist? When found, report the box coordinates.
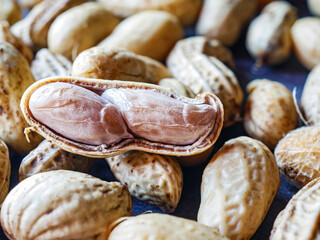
[1,170,132,240]
[106,151,183,212]
[270,177,320,239]
[0,21,33,63]
[246,1,297,66]
[167,50,243,127]
[301,64,320,125]
[198,136,279,240]
[0,139,10,204]
[244,79,298,149]
[21,77,224,158]
[0,0,20,25]
[11,0,87,51]
[99,11,184,61]
[72,47,171,84]
[158,78,195,98]
[308,0,320,16]
[0,42,42,154]
[107,213,228,240]
[31,48,72,81]
[291,17,320,69]
[275,125,320,187]
[196,0,257,46]
[97,0,202,26]
[48,2,120,60]
[19,140,95,181]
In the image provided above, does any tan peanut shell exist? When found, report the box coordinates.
[168,36,235,68]
[21,77,224,158]
[196,0,257,46]
[99,11,184,61]
[275,126,320,187]
[108,213,229,240]
[48,2,120,60]
[1,170,132,240]
[0,42,42,154]
[72,47,171,84]
[19,140,94,181]
[97,0,202,26]
[0,0,20,25]
[0,139,10,204]
[246,1,297,66]
[270,177,320,240]
[158,78,195,98]
[19,0,44,9]
[198,136,280,240]
[301,64,320,125]
[31,48,72,81]
[167,49,243,127]
[106,151,183,212]
[11,0,87,51]
[0,21,33,63]
[308,0,320,16]
[244,79,298,149]
[291,17,320,69]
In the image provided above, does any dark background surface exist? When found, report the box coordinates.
[0,0,312,239]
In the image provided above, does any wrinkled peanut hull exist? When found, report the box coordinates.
[21,77,224,158]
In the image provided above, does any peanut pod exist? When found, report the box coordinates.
[1,170,132,240]
[0,139,10,204]
[19,0,44,9]
[72,47,171,84]
[106,150,183,213]
[21,77,224,158]
[198,136,279,240]
[308,0,320,16]
[19,140,95,181]
[158,78,195,99]
[0,0,20,25]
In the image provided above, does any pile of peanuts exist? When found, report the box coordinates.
[0,0,320,239]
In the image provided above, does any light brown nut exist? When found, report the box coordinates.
[106,151,183,212]
[301,64,320,125]
[19,140,95,181]
[48,2,120,60]
[0,170,132,240]
[196,0,257,46]
[198,136,280,240]
[158,78,195,98]
[167,49,243,127]
[0,139,10,204]
[308,0,320,16]
[72,47,171,84]
[244,79,298,149]
[96,0,202,26]
[108,213,229,240]
[270,177,320,240]
[0,0,21,25]
[0,21,33,63]
[31,48,72,81]
[291,17,320,70]
[20,77,224,158]
[19,0,44,9]
[99,11,184,61]
[274,126,320,187]
[246,1,297,66]
[0,42,42,155]
[11,0,87,51]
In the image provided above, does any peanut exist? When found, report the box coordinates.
[0,139,10,204]
[0,0,20,25]
[308,0,320,16]
[198,136,279,240]
[158,78,195,98]
[99,10,184,61]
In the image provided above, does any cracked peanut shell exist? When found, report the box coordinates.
[106,150,183,213]
[1,170,132,240]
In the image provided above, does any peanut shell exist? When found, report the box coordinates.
[198,136,280,240]
[1,170,132,240]
[158,78,195,98]
[19,0,44,9]
[20,77,224,158]
[244,79,298,149]
[308,0,320,16]
[19,140,95,181]
[99,10,184,61]
[275,125,320,187]
[0,139,10,204]
[72,47,171,84]
[108,213,228,240]
[106,151,183,213]
[0,0,20,25]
